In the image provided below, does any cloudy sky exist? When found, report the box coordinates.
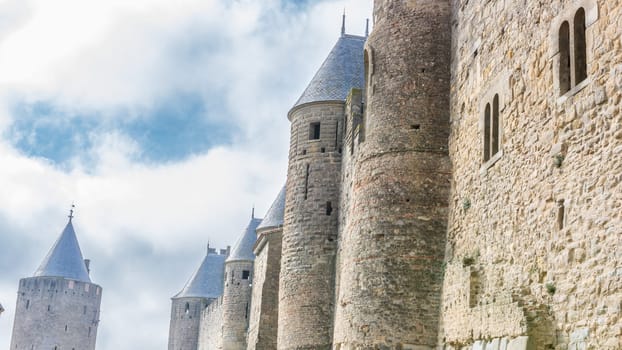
[0,0,372,348]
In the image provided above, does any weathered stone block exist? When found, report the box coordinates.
[507,336,529,350]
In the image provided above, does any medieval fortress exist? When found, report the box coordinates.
[7,0,621,349]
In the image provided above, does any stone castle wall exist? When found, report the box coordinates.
[188,1,621,349]
[198,297,224,350]
[247,228,282,350]
[168,297,210,350]
[332,0,452,348]
[440,0,622,349]
[278,102,344,349]
[10,277,102,350]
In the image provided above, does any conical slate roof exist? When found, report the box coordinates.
[257,185,286,231]
[174,251,227,299]
[292,34,366,110]
[34,218,91,283]
[226,216,262,263]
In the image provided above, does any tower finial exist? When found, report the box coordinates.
[207,239,210,254]
[365,18,370,37]
[68,203,75,221]
[341,9,346,36]
[252,206,255,219]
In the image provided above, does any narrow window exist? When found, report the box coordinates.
[364,50,370,89]
[83,305,87,315]
[65,325,68,332]
[245,302,249,319]
[185,303,190,314]
[557,200,565,230]
[335,121,339,148]
[574,8,587,85]
[47,305,51,312]
[491,94,500,156]
[242,270,250,280]
[559,21,571,94]
[230,271,234,283]
[26,300,30,309]
[304,164,310,200]
[483,103,491,161]
[326,201,333,216]
[309,122,321,140]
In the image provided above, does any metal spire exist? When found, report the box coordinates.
[365,18,370,37]
[68,203,75,221]
[251,206,255,219]
[341,9,346,36]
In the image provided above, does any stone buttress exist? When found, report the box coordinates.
[247,186,285,350]
[332,1,452,348]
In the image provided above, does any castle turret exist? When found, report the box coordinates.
[332,1,452,348]
[168,246,227,350]
[278,20,365,349]
[10,212,103,350]
[221,213,262,350]
[247,185,285,350]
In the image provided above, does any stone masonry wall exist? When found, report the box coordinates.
[440,0,622,349]
[333,1,453,348]
[278,102,344,349]
[222,260,254,350]
[247,228,282,350]
[198,297,224,350]
[168,297,209,350]
[10,277,102,350]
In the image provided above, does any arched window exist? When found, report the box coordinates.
[574,8,587,85]
[483,103,491,161]
[184,302,190,314]
[492,94,500,156]
[559,21,571,94]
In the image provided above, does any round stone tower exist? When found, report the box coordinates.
[10,214,103,350]
[221,213,262,350]
[332,1,452,348]
[168,246,227,350]
[278,19,366,349]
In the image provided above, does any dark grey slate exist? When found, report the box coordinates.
[292,34,366,109]
[226,217,262,263]
[257,185,286,231]
[174,252,227,299]
[33,219,91,283]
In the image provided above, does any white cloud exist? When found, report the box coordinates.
[0,0,373,349]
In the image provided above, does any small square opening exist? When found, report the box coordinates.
[310,122,321,140]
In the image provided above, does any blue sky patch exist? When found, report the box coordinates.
[6,94,235,167]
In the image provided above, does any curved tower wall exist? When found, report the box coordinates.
[221,260,254,350]
[168,297,210,350]
[333,0,452,348]
[278,102,343,349]
[10,277,102,350]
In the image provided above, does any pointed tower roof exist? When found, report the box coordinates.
[34,217,91,283]
[291,32,366,111]
[174,250,227,299]
[226,214,262,263]
[256,185,286,231]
